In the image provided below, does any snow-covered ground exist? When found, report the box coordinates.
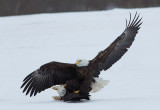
[0,7,160,110]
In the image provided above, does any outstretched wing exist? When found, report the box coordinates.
[89,12,142,77]
[21,61,76,97]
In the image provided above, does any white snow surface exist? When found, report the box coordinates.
[0,7,160,110]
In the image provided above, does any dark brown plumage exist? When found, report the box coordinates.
[21,62,77,97]
[90,12,142,77]
[21,13,142,100]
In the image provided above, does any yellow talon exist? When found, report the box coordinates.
[52,86,57,90]
[74,90,79,93]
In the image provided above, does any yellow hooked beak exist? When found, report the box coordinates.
[52,86,57,90]
[60,84,66,87]
[76,61,79,65]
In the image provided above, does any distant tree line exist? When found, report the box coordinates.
[0,0,160,16]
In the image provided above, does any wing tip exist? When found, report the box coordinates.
[126,12,143,29]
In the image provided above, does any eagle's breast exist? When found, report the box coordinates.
[76,66,93,80]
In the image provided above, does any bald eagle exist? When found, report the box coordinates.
[21,13,142,101]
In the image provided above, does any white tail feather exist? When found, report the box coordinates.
[90,77,109,93]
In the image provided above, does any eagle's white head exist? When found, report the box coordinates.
[76,59,89,67]
[52,85,66,97]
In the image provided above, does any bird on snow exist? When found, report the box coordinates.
[21,12,142,101]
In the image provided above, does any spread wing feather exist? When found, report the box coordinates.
[90,12,142,77]
[21,62,76,97]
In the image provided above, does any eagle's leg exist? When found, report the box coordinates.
[64,79,92,101]
[65,79,81,93]
[61,79,92,101]
[79,79,92,94]
[74,90,79,93]
[59,79,80,101]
